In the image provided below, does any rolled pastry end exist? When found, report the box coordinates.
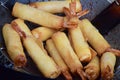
[14,54,27,67]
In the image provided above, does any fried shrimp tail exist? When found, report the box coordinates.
[52,32,86,80]
[63,0,89,29]
[11,19,60,79]
[101,52,116,80]
[106,48,120,57]
[2,24,27,67]
[46,39,72,80]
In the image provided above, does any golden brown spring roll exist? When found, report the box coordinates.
[12,2,64,29]
[79,19,111,55]
[52,32,86,80]
[10,19,47,54]
[2,24,27,67]
[29,0,81,13]
[68,26,91,62]
[101,52,116,80]
[32,27,57,41]
[11,19,60,79]
[84,56,100,80]
[12,1,86,29]
[46,39,72,80]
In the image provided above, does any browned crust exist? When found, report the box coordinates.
[29,3,38,8]
[101,65,113,80]
[62,70,72,80]
[106,48,120,57]
[77,68,87,80]
[84,65,99,80]
[14,54,27,67]
[11,21,27,38]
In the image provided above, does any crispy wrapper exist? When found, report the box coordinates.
[12,2,64,29]
[2,24,27,67]
[52,32,87,80]
[101,52,116,80]
[46,39,72,80]
[29,0,81,13]
[11,19,61,79]
[84,56,100,80]
[80,19,111,55]
[11,19,47,54]
[23,37,60,78]
[32,27,57,41]
[11,19,32,36]
[68,26,91,62]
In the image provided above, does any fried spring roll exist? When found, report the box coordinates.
[68,26,91,62]
[10,19,47,54]
[52,32,86,80]
[101,52,116,80]
[84,56,100,80]
[2,24,27,67]
[32,27,57,41]
[46,39,72,80]
[12,1,86,29]
[79,19,111,55]
[29,0,81,13]
[11,19,60,79]
[12,2,64,29]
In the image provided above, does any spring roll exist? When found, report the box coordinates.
[2,24,27,67]
[12,2,64,29]
[32,27,57,41]
[79,19,111,55]
[11,19,60,79]
[52,32,86,80]
[101,52,116,80]
[12,1,85,29]
[46,39,72,80]
[84,56,100,80]
[29,0,81,13]
[68,26,91,62]
[10,19,47,54]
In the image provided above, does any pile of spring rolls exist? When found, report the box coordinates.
[2,0,120,80]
